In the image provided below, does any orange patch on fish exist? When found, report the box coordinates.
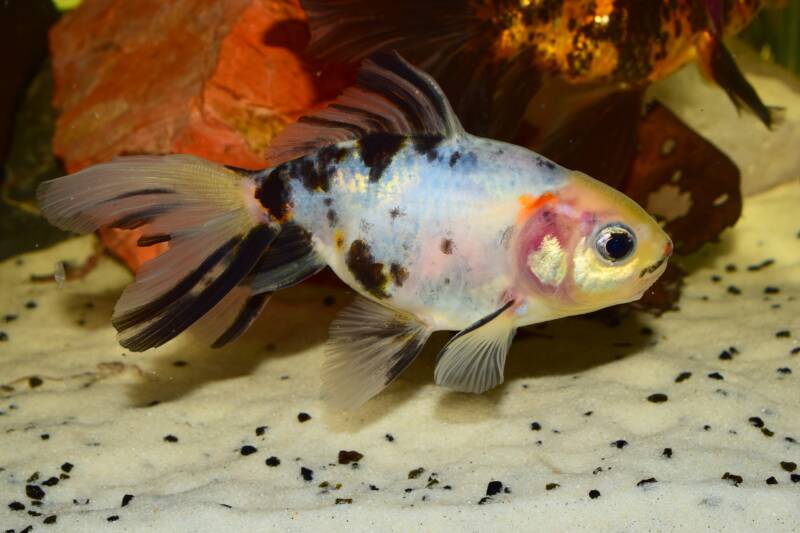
[517,192,556,223]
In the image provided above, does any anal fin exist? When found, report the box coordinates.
[434,300,517,394]
[323,297,432,408]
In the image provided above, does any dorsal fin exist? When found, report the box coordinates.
[266,52,464,165]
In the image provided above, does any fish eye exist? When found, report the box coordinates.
[595,224,636,263]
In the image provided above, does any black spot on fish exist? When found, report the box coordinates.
[359,133,406,182]
[535,156,556,170]
[327,209,338,228]
[346,240,389,299]
[294,145,350,193]
[449,151,461,167]
[323,198,333,206]
[389,263,409,287]
[413,135,443,162]
[256,168,292,221]
[389,207,405,219]
[440,238,454,255]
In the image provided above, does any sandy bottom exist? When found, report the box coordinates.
[1,178,798,531]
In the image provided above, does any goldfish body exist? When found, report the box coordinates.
[303,0,776,137]
[38,53,671,406]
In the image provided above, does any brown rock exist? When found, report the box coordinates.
[49,0,355,269]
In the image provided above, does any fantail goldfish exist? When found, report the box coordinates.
[38,54,671,407]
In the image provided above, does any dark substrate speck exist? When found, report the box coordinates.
[25,485,45,500]
[486,481,504,496]
[240,445,258,456]
[338,450,364,465]
[647,393,668,403]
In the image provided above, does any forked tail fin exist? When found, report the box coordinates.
[37,155,280,351]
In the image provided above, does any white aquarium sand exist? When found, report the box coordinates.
[2,44,800,532]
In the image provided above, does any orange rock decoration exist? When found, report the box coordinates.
[49,0,354,270]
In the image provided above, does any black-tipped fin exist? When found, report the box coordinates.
[37,155,279,351]
[191,286,271,349]
[112,225,276,351]
[695,31,782,129]
[248,222,326,293]
[434,301,516,394]
[323,297,432,408]
[267,52,463,166]
[187,224,324,349]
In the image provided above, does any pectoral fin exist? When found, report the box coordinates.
[323,297,432,408]
[434,300,517,394]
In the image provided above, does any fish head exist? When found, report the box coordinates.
[512,171,672,318]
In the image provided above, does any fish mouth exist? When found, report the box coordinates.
[639,240,672,278]
[639,255,668,278]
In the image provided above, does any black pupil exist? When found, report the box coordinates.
[605,232,633,260]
